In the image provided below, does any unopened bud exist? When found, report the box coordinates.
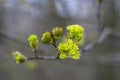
[41,32,53,44]
[52,27,63,37]
[12,51,26,64]
[52,27,63,41]
[28,34,39,49]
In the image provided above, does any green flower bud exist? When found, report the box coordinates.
[12,51,26,64]
[52,27,63,37]
[41,32,53,44]
[28,34,39,49]
[52,27,63,41]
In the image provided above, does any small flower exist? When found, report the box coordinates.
[58,39,80,60]
[66,24,84,43]
[41,32,53,44]
[52,27,63,41]
[12,51,26,64]
[71,53,80,60]
[28,34,39,49]
[59,53,68,59]
[75,33,85,46]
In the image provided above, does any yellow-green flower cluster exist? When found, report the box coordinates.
[28,34,39,49]
[58,39,80,60]
[12,51,26,64]
[66,24,84,43]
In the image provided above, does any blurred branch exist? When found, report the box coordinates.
[27,55,59,60]
[81,28,111,53]
[0,29,43,54]
[109,31,120,42]
[0,29,27,46]
[97,1,104,36]
[80,0,111,53]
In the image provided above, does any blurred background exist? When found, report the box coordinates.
[0,0,120,80]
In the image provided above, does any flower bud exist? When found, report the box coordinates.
[28,34,39,49]
[41,32,53,44]
[52,27,63,41]
[12,51,26,64]
[52,27,63,37]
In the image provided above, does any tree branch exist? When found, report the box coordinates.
[80,1,111,53]
[27,55,59,60]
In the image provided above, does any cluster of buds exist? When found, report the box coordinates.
[58,39,80,60]
[66,24,84,45]
[12,24,84,63]
[41,27,63,44]
[12,34,39,64]
[58,24,84,60]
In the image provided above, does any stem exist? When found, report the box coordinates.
[52,42,60,59]
[27,56,59,60]
[33,49,39,58]
[51,33,60,59]
[97,2,105,36]
[26,34,61,61]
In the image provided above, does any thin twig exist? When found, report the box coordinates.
[27,42,60,60]
[27,55,59,60]
[80,28,111,53]
[52,42,60,59]
[52,34,60,59]
[33,49,39,58]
